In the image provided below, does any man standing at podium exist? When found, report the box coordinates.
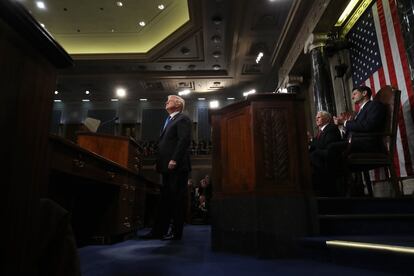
[144,95,192,240]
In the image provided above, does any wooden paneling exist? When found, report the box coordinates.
[0,1,72,273]
[220,107,254,193]
[209,93,313,257]
[210,94,311,196]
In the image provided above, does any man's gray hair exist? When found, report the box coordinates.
[317,110,332,121]
[168,95,185,111]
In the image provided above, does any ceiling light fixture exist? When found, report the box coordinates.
[36,1,46,9]
[158,4,165,10]
[243,89,256,97]
[139,21,146,27]
[82,99,90,102]
[209,100,219,109]
[139,98,148,101]
[116,1,123,7]
[178,89,191,96]
[198,98,206,101]
[111,98,119,102]
[85,90,90,94]
[256,52,264,64]
[116,88,126,97]
[54,91,59,95]
[227,97,235,100]
[335,0,359,26]
[40,23,45,28]
[54,100,62,102]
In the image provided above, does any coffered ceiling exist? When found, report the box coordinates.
[19,0,296,102]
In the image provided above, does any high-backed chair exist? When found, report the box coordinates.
[346,85,402,196]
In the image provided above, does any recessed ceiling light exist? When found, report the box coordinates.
[158,4,165,10]
[209,100,219,109]
[256,52,264,63]
[139,21,146,27]
[36,1,46,9]
[139,98,148,101]
[116,88,126,97]
[82,99,90,102]
[54,90,59,95]
[40,23,45,28]
[85,90,90,94]
[198,98,206,101]
[227,97,235,100]
[178,89,191,96]
[54,100,62,102]
[243,89,256,97]
[111,98,119,102]
[116,1,123,7]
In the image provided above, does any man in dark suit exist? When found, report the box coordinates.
[326,86,387,194]
[142,95,192,240]
[308,111,342,195]
[334,86,386,152]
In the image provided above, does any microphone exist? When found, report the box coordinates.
[99,116,119,128]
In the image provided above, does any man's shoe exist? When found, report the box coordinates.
[161,233,181,241]
[139,232,161,239]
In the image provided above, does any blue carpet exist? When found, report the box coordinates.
[79,225,396,276]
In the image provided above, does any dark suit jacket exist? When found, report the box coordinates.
[156,112,192,173]
[345,100,386,152]
[309,123,341,152]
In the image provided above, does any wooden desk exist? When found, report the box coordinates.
[48,134,151,245]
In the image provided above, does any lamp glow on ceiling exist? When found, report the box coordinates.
[335,0,359,26]
[36,1,46,9]
[243,89,256,97]
[116,88,126,97]
[209,100,219,108]
[178,89,191,96]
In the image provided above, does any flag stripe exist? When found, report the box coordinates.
[381,0,414,175]
[374,1,402,176]
[388,0,414,175]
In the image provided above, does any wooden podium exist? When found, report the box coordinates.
[77,132,142,172]
[210,93,314,257]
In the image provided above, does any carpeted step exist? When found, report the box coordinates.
[315,197,414,236]
[299,235,414,274]
[317,197,414,215]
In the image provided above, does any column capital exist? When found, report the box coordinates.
[304,33,329,54]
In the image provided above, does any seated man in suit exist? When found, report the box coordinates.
[308,111,342,195]
[327,85,387,194]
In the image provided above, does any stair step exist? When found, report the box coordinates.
[319,213,414,219]
[317,197,414,215]
[299,235,414,274]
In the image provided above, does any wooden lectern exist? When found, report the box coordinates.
[77,132,142,172]
[210,93,314,257]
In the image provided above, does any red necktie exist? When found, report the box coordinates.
[316,129,321,139]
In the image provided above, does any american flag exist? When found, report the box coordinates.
[348,0,414,178]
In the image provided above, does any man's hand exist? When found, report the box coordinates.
[307,131,312,142]
[168,160,177,170]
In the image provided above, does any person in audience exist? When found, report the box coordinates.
[327,85,387,194]
[307,111,342,195]
[141,95,192,241]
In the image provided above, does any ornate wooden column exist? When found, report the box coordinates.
[305,33,336,115]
